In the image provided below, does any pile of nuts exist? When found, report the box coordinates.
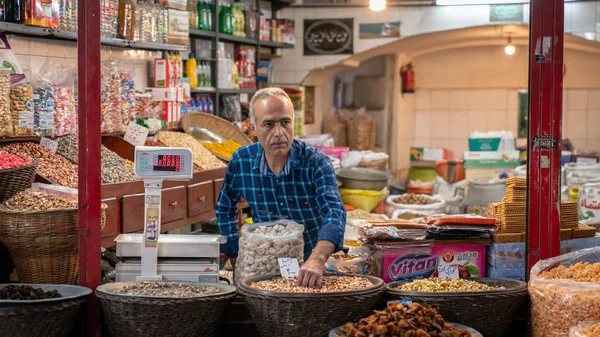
[347,209,381,220]
[250,276,373,293]
[397,278,504,293]
[56,135,79,164]
[466,205,493,218]
[236,221,305,283]
[2,142,78,187]
[157,131,226,170]
[531,262,600,337]
[393,194,439,205]
[1,189,76,211]
[0,285,61,300]
[573,322,600,337]
[114,282,222,298]
[337,302,471,337]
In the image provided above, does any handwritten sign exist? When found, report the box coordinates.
[438,265,459,279]
[40,137,58,153]
[278,258,300,278]
[124,123,149,147]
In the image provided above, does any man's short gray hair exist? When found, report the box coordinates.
[249,87,293,126]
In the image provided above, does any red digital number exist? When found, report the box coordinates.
[158,160,162,166]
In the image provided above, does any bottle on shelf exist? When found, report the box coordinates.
[218,1,226,34]
[156,0,167,43]
[206,97,213,114]
[5,0,24,24]
[186,53,198,88]
[206,0,212,31]
[187,0,197,29]
[118,0,135,40]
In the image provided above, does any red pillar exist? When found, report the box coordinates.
[78,0,102,336]
[526,0,564,275]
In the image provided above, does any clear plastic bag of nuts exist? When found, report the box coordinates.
[570,321,600,337]
[530,247,600,337]
[235,220,305,285]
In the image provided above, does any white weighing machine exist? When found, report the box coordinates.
[114,146,223,282]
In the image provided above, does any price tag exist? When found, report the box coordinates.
[124,123,149,147]
[240,93,249,103]
[278,258,300,278]
[438,265,459,279]
[40,137,58,153]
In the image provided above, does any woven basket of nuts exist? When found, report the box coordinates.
[239,275,385,337]
[0,283,92,337]
[96,281,237,337]
[387,277,527,337]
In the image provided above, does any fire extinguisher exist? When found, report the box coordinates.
[401,62,415,93]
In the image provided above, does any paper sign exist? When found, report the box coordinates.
[40,137,58,153]
[278,258,300,278]
[124,123,150,147]
[240,93,249,103]
[438,265,459,279]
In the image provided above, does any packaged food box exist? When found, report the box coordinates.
[463,151,520,168]
[154,59,177,88]
[167,9,190,45]
[410,147,452,162]
[468,132,516,152]
[159,101,181,129]
[25,0,59,28]
[377,242,487,283]
[149,87,186,102]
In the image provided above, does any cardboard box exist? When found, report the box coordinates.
[165,0,186,10]
[25,0,59,28]
[149,87,186,102]
[469,135,516,152]
[159,102,182,128]
[463,151,520,168]
[167,9,190,45]
[378,243,487,282]
[410,147,452,162]
[154,59,177,88]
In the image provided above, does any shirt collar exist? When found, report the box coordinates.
[253,140,301,176]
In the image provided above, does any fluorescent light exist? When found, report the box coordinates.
[369,0,386,11]
[437,0,573,5]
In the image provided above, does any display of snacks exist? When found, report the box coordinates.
[337,302,471,337]
[2,142,78,187]
[0,285,61,300]
[114,282,222,297]
[539,262,600,283]
[0,152,33,170]
[10,85,34,136]
[250,276,373,293]
[0,68,12,136]
[157,131,226,170]
[0,189,76,211]
[572,224,597,239]
[466,205,493,218]
[344,240,362,247]
[202,139,243,161]
[571,322,600,337]
[144,139,165,147]
[396,278,504,293]
[493,232,525,243]
[393,193,439,205]
[347,209,381,220]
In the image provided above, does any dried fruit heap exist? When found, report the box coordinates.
[338,302,471,337]
[578,322,600,337]
[0,285,61,300]
[398,278,504,293]
[250,276,373,293]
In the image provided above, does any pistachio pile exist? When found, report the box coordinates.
[250,276,373,293]
[0,189,76,211]
[397,278,504,293]
[114,282,222,298]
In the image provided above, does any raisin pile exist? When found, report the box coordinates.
[0,285,61,300]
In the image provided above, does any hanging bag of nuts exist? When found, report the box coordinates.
[235,220,305,285]
[530,247,600,337]
[347,108,376,151]
[322,108,347,147]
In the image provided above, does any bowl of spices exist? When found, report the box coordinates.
[0,283,92,337]
[387,277,528,337]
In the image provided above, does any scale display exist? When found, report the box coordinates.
[134,146,193,179]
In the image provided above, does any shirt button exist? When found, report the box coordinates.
[276,179,279,182]
[280,203,283,206]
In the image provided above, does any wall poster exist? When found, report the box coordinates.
[304,18,354,56]
[359,22,401,39]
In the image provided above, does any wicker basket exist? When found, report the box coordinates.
[0,162,37,203]
[181,112,253,146]
[239,275,386,337]
[387,278,528,337]
[0,208,79,284]
[0,284,91,337]
[96,281,237,337]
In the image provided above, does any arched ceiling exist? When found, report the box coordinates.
[301,24,600,86]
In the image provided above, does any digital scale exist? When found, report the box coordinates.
[114,146,224,282]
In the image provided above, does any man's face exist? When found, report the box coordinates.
[253,96,295,158]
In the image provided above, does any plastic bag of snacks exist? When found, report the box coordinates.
[10,84,34,136]
[347,109,376,151]
[385,193,446,218]
[0,68,12,136]
[578,183,600,226]
[117,59,136,129]
[101,59,124,134]
[325,247,374,276]
[235,220,305,284]
[570,321,600,337]
[530,247,600,337]
[322,108,347,147]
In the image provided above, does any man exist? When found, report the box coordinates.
[216,87,346,288]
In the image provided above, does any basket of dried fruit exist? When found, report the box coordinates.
[0,152,37,203]
[0,188,80,284]
[96,281,237,337]
[387,278,528,337]
[0,283,92,337]
[238,275,386,337]
[329,302,482,337]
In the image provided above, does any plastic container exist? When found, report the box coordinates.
[186,54,198,88]
[340,188,388,212]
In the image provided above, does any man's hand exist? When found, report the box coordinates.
[297,241,335,289]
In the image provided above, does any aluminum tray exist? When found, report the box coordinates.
[115,234,224,258]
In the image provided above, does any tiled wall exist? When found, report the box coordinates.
[413,88,600,155]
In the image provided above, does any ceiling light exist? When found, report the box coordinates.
[369,0,386,11]
[505,37,515,55]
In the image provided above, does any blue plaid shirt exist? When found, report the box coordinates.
[216,139,346,259]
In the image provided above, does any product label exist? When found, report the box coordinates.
[144,195,161,248]
[37,111,54,130]
[18,110,34,130]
